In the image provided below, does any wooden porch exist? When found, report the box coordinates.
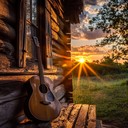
[0,75,100,128]
[17,103,97,128]
[51,103,96,128]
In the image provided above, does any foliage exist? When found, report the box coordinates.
[89,0,128,60]
[73,74,128,127]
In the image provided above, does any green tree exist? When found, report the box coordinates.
[123,61,128,69]
[89,0,128,60]
[101,56,115,65]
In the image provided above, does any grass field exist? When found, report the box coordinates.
[73,73,128,128]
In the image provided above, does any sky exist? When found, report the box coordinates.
[71,0,108,62]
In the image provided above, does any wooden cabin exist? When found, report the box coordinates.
[0,0,98,128]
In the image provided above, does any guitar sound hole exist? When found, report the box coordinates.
[39,84,47,93]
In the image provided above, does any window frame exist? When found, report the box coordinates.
[17,0,52,69]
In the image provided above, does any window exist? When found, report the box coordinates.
[18,0,38,67]
[18,0,53,69]
[25,0,38,63]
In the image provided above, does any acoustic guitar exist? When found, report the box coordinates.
[25,36,61,122]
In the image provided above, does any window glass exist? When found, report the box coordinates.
[26,0,38,60]
[32,0,37,25]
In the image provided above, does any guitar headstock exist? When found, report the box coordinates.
[32,36,40,47]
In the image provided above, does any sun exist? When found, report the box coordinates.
[74,56,86,64]
[78,57,86,64]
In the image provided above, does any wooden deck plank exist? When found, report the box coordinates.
[51,107,66,128]
[75,104,89,128]
[88,105,96,128]
[51,104,96,128]
[65,104,82,128]
[51,103,74,128]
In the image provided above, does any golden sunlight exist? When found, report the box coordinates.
[73,55,92,63]
[74,56,86,63]
[78,57,85,64]
[56,53,104,87]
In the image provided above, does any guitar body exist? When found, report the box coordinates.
[25,75,61,122]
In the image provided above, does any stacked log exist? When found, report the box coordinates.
[0,0,17,69]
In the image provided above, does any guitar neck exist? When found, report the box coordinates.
[36,46,45,85]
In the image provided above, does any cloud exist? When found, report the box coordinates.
[71,0,107,40]
[83,29,106,39]
[84,0,106,6]
[71,44,109,61]
[71,25,106,40]
[71,45,108,61]
[84,0,97,5]
[72,45,106,54]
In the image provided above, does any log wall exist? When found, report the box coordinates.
[45,0,73,102]
[0,0,17,69]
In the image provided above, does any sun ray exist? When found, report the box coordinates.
[82,64,89,77]
[77,63,83,87]
[82,64,91,83]
[63,62,80,78]
[84,63,103,81]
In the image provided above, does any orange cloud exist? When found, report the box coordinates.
[71,45,108,62]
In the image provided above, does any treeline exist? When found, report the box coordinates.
[73,56,128,76]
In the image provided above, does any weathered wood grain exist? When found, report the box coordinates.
[52,31,70,54]
[59,97,66,103]
[65,104,82,128]
[0,75,32,82]
[45,0,51,12]
[51,19,65,37]
[52,30,64,45]
[88,105,96,128]
[52,40,63,51]
[0,0,16,23]
[53,76,64,87]
[0,19,16,40]
[51,106,67,128]
[54,84,65,100]
[17,0,26,67]
[48,0,64,19]
[75,104,89,128]
[51,103,74,128]
[51,7,64,29]
[51,104,97,128]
